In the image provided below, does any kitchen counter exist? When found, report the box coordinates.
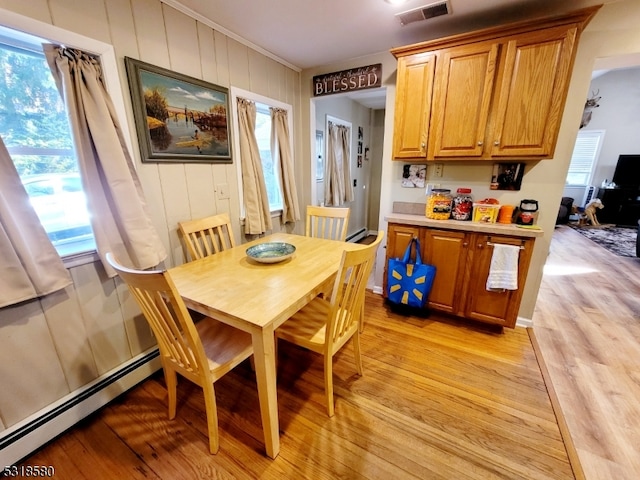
[385,213,544,238]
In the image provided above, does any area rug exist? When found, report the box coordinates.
[568,224,637,258]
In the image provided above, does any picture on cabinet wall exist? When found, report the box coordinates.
[490,162,525,190]
[401,164,426,188]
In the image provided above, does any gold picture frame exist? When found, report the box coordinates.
[124,57,231,163]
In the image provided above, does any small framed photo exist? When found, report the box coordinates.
[402,164,426,188]
[125,57,232,163]
[490,162,525,190]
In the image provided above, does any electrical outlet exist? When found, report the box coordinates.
[434,163,444,177]
[216,183,229,200]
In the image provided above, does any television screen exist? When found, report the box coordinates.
[612,154,640,189]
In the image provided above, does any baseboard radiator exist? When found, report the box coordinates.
[0,348,161,467]
[346,227,367,243]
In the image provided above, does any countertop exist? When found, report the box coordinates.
[385,213,544,238]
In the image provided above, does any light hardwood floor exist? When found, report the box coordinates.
[18,292,575,479]
[531,225,640,480]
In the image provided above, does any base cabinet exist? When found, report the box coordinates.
[385,223,534,328]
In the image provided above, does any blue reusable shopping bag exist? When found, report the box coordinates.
[387,237,436,308]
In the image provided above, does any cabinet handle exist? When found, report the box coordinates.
[463,242,468,247]
[494,140,500,146]
[477,141,483,146]
[477,243,484,249]
[421,142,426,148]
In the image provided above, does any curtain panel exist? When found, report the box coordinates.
[324,122,353,206]
[270,107,300,224]
[44,46,166,276]
[237,98,272,235]
[0,137,73,308]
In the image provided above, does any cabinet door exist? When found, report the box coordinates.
[464,234,534,328]
[490,26,578,158]
[384,223,422,297]
[428,42,498,158]
[392,53,435,159]
[422,228,468,314]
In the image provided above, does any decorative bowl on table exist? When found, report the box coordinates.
[246,242,296,264]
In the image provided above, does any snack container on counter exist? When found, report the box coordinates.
[472,203,500,223]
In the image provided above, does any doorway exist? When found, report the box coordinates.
[311,88,386,242]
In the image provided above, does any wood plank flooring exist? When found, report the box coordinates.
[531,225,640,480]
[18,291,575,479]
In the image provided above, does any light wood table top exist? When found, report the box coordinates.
[169,233,364,458]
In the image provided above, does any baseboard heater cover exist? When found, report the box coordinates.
[0,347,161,467]
[347,227,367,243]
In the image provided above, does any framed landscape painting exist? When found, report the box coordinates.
[124,57,232,163]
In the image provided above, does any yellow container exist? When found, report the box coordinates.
[426,189,452,220]
[472,203,500,223]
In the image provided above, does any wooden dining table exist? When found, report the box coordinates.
[168,232,365,458]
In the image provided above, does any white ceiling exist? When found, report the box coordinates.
[165,0,609,71]
[163,0,617,109]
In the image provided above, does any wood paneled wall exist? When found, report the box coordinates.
[0,0,301,434]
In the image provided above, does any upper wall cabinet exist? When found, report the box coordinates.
[390,6,601,161]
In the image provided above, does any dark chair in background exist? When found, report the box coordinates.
[556,197,574,225]
[636,220,639,257]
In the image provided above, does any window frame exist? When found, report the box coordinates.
[566,129,605,186]
[229,86,294,219]
[0,8,135,266]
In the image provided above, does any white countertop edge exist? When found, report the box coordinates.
[385,213,544,238]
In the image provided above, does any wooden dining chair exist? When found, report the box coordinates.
[305,205,350,242]
[178,212,236,262]
[275,230,384,416]
[105,253,254,454]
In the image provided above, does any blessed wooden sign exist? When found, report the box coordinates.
[313,64,382,97]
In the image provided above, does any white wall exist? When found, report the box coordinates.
[585,67,640,186]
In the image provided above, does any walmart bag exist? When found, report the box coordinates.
[387,237,436,308]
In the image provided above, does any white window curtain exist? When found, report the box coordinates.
[270,107,300,224]
[44,46,166,276]
[324,122,353,206]
[237,98,272,235]
[0,136,73,308]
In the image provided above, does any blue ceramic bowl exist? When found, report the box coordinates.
[246,242,296,264]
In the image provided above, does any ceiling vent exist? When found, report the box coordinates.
[395,1,451,26]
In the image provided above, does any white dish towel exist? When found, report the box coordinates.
[486,244,520,291]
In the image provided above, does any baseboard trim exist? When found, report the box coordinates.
[516,316,533,328]
[0,347,161,467]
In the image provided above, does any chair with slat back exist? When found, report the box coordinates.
[178,213,236,262]
[275,230,384,416]
[105,253,253,454]
[305,205,350,242]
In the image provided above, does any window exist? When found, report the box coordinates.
[254,102,283,211]
[230,87,293,215]
[0,26,95,256]
[566,130,605,186]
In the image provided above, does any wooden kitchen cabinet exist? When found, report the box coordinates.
[428,41,499,159]
[383,223,422,296]
[392,53,435,159]
[385,223,535,328]
[463,233,534,327]
[391,6,599,161]
[422,228,468,314]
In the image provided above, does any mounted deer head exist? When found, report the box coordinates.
[580,89,601,129]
